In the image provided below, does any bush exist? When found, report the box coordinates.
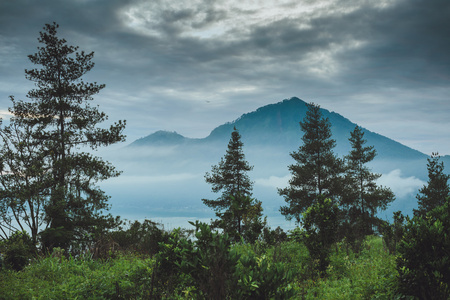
[397,202,450,299]
[108,219,169,256]
[302,196,339,275]
[305,236,398,299]
[234,244,296,299]
[177,221,240,299]
[262,226,288,245]
[380,211,407,255]
[1,230,35,271]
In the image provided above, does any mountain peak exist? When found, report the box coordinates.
[129,130,186,147]
[129,97,426,161]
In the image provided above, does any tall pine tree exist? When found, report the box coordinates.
[342,126,394,248]
[414,153,450,217]
[279,102,342,223]
[203,127,265,242]
[4,23,126,250]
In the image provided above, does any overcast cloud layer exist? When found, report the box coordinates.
[1,0,449,155]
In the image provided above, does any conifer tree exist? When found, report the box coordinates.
[279,102,342,223]
[2,23,126,250]
[414,153,450,217]
[202,127,265,242]
[342,126,394,248]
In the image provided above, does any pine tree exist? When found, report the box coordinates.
[279,102,342,223]
[414,153,450,217]
[202,127,264,242]
[3,23,126,250]
[342,126,394,248]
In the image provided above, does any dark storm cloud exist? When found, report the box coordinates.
[335,0,450,87]
[0,0,449,154]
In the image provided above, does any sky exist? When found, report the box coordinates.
[0,0,450,155]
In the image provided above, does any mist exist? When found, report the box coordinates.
[96,135,428,231]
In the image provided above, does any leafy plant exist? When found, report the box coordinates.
[397,202,450,299]
[235,245,296,299]
[1,230,35,271]
[178,221,240,299]
[302,196,339,275]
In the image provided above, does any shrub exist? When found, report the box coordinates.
[302,196,339,275]
[2,230,35,271]
[262,226,288,245]
[108,219,169,256]
[178,221,240,299]
[397,202,450,299]
[380,211,407,255]
[234,245,296,299]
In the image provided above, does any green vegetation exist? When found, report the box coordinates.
[0,231,398,299]
[1,23,450,299]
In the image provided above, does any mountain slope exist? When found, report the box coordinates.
[132,97,427,163]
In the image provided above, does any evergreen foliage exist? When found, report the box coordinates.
[395,153,450,299]
[279,102,342,223]
[414,152,450,217]
[0,23,126,251]
[397,201,450,299]
[341,126,395,250]
[203,127,265,242]
[302,196,339,275]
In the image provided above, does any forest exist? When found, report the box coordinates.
[0,23,449,299]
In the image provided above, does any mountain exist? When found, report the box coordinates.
[130,130,190,147]
[129,97,428,175]
[103,97,438,229]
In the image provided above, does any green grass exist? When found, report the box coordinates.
[0,254,155,299]
[299,236,399,299]
[0,236,399,299]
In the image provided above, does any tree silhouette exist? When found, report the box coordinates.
[202,127,264,242]
[1,23,126,250]
[341,126,394,249]
[414,152,450,217]
[279,102,342,223]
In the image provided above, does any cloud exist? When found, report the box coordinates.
[103,173,201,186]
[255,175,290,189]
[377,169,424,199]
[1,0,450,154]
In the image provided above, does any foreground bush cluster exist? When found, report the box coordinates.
[0,222,398,300]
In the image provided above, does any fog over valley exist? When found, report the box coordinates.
[98,98,437,229]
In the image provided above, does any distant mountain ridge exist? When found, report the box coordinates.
[130,97,426,162]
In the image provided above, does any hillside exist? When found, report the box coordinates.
[129,97,428,176]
